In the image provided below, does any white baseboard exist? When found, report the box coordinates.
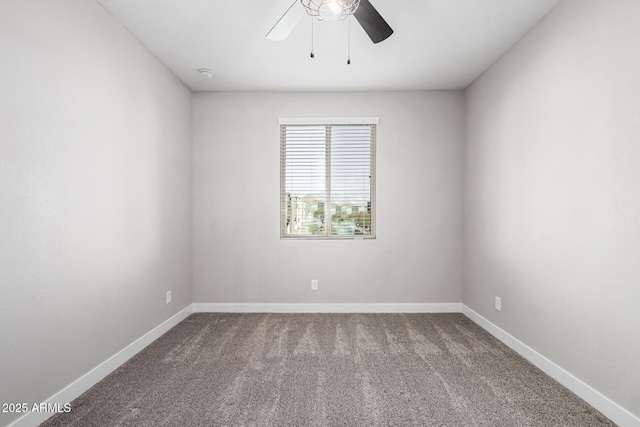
[462,305,640,427]
[193,302,462,313]
[9,305,193,427]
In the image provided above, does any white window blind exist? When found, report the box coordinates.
[280,121,376,239]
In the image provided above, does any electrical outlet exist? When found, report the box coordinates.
[495,296,501,311]
[166,290,172,304]
[311,279,318,291]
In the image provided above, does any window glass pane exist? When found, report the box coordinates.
[284,126,326,235]
[330,125,372,236]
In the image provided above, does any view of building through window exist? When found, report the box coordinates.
[281,123,375,238]
[285,195,372,236]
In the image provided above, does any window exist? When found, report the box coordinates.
[280,118,377,239]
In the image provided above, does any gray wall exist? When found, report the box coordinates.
[192,91,464,304]
[0,1,192,425]
[464,0,640,418]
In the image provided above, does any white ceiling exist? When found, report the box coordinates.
[96,0,562,92]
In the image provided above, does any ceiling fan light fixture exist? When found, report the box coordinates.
[301,0,360,21]
[320,2,342,19]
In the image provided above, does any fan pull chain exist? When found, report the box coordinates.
[310,18,315,58]
[347,16,351,65]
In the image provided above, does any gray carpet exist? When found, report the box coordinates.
[42,313,614,426]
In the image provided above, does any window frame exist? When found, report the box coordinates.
[279,117,378,240]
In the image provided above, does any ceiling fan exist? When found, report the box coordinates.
[266,0,393,44]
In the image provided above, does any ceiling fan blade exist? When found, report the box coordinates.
[266,0,305,41]
[353,0,394,44]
